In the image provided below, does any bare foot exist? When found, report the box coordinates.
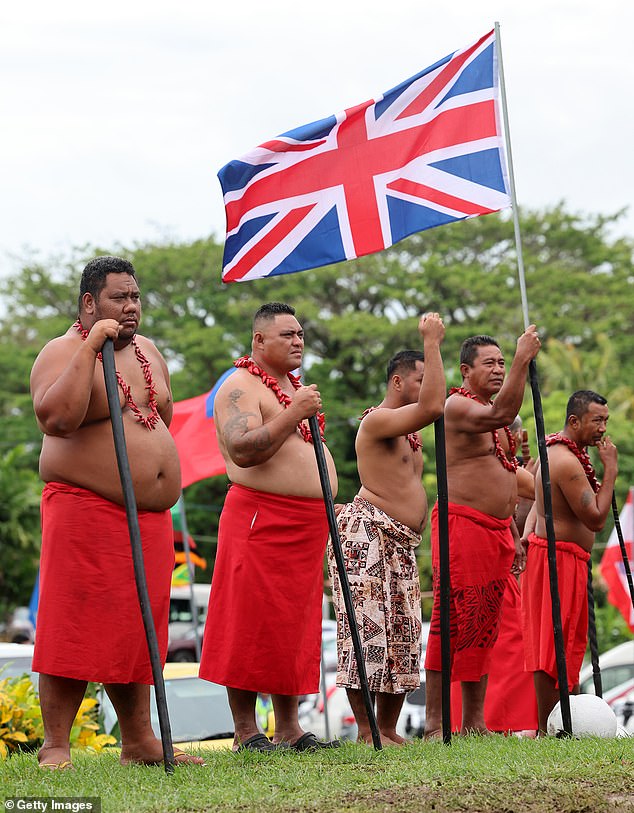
[38,745,74,770]
[356,733,401,747]
[380,731,409,745]
[423,728,443,740]
[120,742,205,766]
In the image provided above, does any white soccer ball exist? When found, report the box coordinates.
[547,694,618,738]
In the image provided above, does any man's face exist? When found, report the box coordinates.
[571,402,609,447]
[257,314,304,371]
[398,361,425,405]
[463,344,505,396]
[92,273,141,340]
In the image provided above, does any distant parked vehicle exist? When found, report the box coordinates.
[5,606,35,644]
[168,584,211,649]
[579,641,634,697]
[0,642,37,686]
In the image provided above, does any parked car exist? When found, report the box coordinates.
[0,642,37,686]
[100,662,234,750]
[167,623,205,663]
[5,606,35,644]
[579,641,634,697]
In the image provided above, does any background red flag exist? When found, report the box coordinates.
[170,369,235,488]
[600,487,634,633]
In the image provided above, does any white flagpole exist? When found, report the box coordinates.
[495,21,574,737]
[494,21,530,331]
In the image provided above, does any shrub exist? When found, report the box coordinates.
[0,674,116,759]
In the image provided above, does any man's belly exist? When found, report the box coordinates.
[39,418,181,511]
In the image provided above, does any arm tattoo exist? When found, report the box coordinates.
[580,490,594,508]
[223,388,273,452]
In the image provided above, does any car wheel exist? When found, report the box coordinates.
[171,650,197,663]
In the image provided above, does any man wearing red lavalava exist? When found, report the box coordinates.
[521,390,618,733]
[199,302,340,752]
[30,256,203,770]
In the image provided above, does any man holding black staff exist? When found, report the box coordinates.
[521,390,617,733]
[328,313,445,745]
[200,302,340,752]
[424,327,540,737]
[30,256,203,768]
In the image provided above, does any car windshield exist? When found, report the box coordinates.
[149,677,234,742]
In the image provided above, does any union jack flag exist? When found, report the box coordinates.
[219,29,510,284]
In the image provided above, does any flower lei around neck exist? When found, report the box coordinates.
[74,320,160,430]
[449,387,518,472]
[234,356,326,443]
[546,432,600,493]
[360,406,422,453]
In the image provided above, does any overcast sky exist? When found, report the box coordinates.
[1,1,632,276]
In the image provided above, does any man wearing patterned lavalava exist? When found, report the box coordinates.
[424,328,541,737]
[328,313,445,745]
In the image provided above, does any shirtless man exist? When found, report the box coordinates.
[30,255,202,768]
[424,327,541,737]
[199,302,339,752]
[328,313,445,745]
[521,390,617,733]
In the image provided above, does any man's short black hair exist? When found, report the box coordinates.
[253,302,296,330]
[387,350,424,383]
[566,390,608,422]
[460,334,500,368]
[78,256,136,313]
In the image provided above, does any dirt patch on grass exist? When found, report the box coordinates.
[285,779,634,813]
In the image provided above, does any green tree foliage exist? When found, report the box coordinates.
[1,205,633,639]
[0,447,41,619]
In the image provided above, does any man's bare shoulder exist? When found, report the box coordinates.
[548,443,586,482]
[214,368,261,410]
[444,392,471,419]
[32,332,79,368]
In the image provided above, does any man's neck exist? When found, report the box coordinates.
[460,382,492,403]
[561,427,585,450]
[250,354,293,383]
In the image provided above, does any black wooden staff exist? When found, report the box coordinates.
[586,560,603,698]
[529,361,573,735]
[102,338,175,773]
[434,417,452,744]
[308,414,382,750]
[611,492,634,611]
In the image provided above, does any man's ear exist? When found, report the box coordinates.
[567,414,580,429]
[459,362,471,380]
[253,330,264,350]
[82,292,96,315]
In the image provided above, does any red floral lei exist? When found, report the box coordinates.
[546,432,600,493]
[449,386,518,472]
[74,320,160,430]
[360,406,422,452]
[234,355,326,443]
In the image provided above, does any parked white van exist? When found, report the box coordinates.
[168,583,211,646]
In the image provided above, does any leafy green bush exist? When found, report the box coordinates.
[0,674,115,759]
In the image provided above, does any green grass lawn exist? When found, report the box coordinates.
[2,737,633,813]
